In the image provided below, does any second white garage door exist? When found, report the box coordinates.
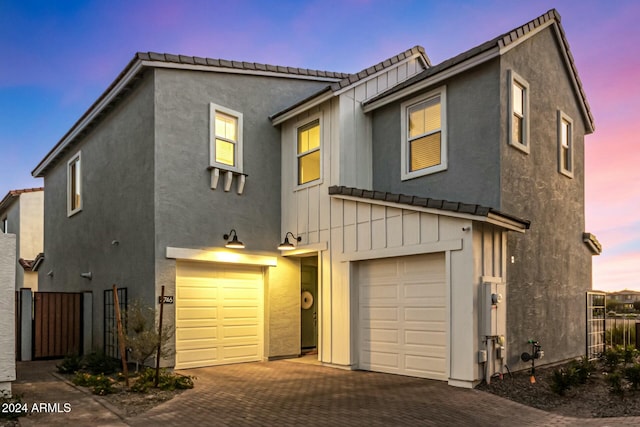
[358,252,447,380]
[175,261,264,370]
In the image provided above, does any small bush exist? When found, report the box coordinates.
[625,364,640,390]
[550,367,575,396]
[623,346,638,365]
[83,352,119,375]
[130,368,195,393]
[603,346,623,371]
[56,354,83,374]
[607,371,625,395]
[72,372,116,395]
[572,356,596,384]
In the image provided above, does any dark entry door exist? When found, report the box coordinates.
[301,265,317,349]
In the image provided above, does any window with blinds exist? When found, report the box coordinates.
[401,88,447,180]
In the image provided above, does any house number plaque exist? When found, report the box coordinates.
[159,296,174,304]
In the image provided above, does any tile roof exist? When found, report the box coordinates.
[0,187,44,213]
[33,53,349,178]
[136,52,351,80]
[362,9,594,133]
[270,46,430,122]
[328,185,530,229]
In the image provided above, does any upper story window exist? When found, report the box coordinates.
[558,110,573,178]
[400,87,447,180]
[67,151,82,217]
[508,70,530,153]
[1,217,7,233]
[297,119,321,185]
[210,103,243,173]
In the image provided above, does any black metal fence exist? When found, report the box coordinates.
[104,287,127,359]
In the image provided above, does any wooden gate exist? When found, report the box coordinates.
[33,292,82,359]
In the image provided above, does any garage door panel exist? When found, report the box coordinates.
[404,307,445,322]
[359,253,446,380]
[361,328,399,344]
[360,284,398,300]
[176,262,263,369]
[403,282,445,298]
[223,324,259,338]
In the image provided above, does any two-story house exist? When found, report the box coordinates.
[0,187,44,291]
[33,9,599,388]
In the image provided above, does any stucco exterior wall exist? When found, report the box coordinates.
[370,59,502,207]
[151,69,331,363]
[0,233,16,394]
[499,27,592,369]
[39,74,156,351]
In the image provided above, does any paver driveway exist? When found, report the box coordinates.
[125,357,616,427]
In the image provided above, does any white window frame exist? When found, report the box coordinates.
[400,86,447,180]
[508,70,530,154]
[67,151,82,217]
[295,114,322,189]
[210,103,243,173]
[558,110,574,178]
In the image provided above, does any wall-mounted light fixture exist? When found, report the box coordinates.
[80,272,92,280]
[278,232,301,251]
[223,229,245,249]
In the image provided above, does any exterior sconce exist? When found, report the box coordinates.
[224,229,245,249]
[278,232,301,251]
[80,272,92,280]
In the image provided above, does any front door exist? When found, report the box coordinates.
[300,264,317,350]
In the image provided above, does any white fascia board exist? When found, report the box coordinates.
[332,53,429,98]
[270,91,334,126]
[280,241,328,256]
[166,247,277,267]
[33,60,145,177]
[486,213,528,233]
[362,47,500,113]
[337,238,462,262]
[143,61,343,83]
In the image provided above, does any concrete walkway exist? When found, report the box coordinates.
[9,358,640,426]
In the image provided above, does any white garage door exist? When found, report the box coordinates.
[358,252,447,380]
[175,261,264,369]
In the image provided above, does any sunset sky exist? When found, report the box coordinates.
[1,0,638,292]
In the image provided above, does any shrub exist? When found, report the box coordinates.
[72,372,116,395]
[625,364,640,390]
[550,367,576,396]
[607,371,625,395]
[123,300,174,370]
[623,346,638,365]
[602,346,623,371]
[56,354,83,374]
[83,352,120,375]
[130,368,195,393]
[571,356,596,385]
[606,325,636,347]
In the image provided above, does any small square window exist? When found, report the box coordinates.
[508,71,530,153]
[1,217,7,234]
[67,151,82,217]
[558,111,574,178]
[297,119,321,185]
[210,104,243,172]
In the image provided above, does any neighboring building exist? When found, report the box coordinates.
[33,9,599,388]
[607,290,640,310]
[0,188,44,291]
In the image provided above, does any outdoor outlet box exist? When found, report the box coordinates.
[497,346,505,359]
[478,350,487,363]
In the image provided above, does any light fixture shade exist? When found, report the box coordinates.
[224,229,245,249]
[278,232,301,250]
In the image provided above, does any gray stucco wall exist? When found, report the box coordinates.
[500,27,592,370]
[0,233,16,394]
[39,73,156,351]
[371,59,502,207]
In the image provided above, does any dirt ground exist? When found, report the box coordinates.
[477,361,640,418]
